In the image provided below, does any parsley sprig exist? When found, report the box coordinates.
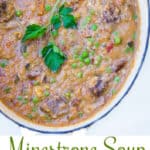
[21,1,77,72]
[51,5,77,29]
[22,5,77,42]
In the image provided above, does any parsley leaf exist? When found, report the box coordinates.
[62,14,77,29]
[51,15,61,30]
[51,5,77,30]
[42,43,66,72]
[22,24,47,42]
[59,5,73,15]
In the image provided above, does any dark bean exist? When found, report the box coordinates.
[2,2,7,10]
[25,63,30,70]
[14,74,20,84]
[91,80,106,97]
[127,41,134,47]
[20,44,27,53]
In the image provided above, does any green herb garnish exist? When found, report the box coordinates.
[51,5,77,29]
[22,24,47,42]
[41,43,66,72]
[21,2,77,72]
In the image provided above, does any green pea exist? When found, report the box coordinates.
[45,4,51,12]
[32,96,39,104]
[23,52,29,58]
[84,58,91,65]
[87,37,95,43]
[77,72,83,78]
[112,89,117,95]
[95,56,103,66]
[78,112,84,118]
[64,91,71,99]
[81,51,89,59]
[0,60,8,68]
[105,66,112,73]
[114,36,122,45]
[91,24,98,31]
[44,91,50,97]
[114,76,121,83]
[15,10,23,17]
[94,42,100,48]
[71,63,77,69]
[17,96,23,101]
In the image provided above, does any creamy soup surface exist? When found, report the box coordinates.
[0,0,139,126]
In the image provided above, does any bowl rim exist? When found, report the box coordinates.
[0,0,150,134]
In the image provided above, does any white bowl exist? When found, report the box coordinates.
[0,0,149,134]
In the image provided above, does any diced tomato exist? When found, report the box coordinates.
[106,42,114,53]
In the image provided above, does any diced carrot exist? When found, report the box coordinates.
[37,0,45,16]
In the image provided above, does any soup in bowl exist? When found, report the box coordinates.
[0,0,149,133]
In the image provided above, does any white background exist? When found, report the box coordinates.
[0,41,149,136]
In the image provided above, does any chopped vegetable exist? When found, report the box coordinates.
[112,89,117,95]
[77,72,83,78]
[105,66,112,73]
[133,13,138,20]
[26,114,33,119]
[45,4,51,12]
[95,56,103,67]
[50,77,57,84]
[17,96,23,101]
[22,52,29,58]
[113,32,122,45]
[4,87,11,94]
[79,62,84,68]
[15,10,23,17]
[64,91,71,99]
[106,43,114,53]
[82,16,91,27]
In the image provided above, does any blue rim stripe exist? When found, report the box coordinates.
[0,0,150,134]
